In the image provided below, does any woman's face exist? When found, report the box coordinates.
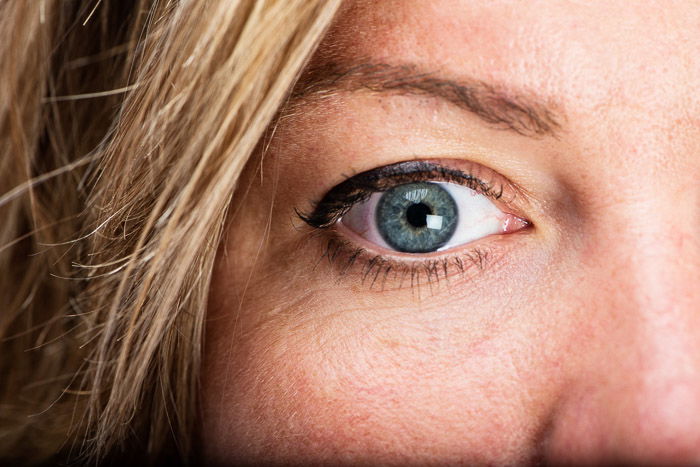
[202,1,700,464]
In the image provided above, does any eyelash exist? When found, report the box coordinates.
[297,160,521,289]
[314,236,494,291]
[297,160,505,229]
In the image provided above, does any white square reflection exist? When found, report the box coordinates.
[425,214,443,230]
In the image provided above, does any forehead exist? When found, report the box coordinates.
[321,0,700,118]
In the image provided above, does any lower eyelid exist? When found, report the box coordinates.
[313,230,517,292]
[335,215,508,260]
[312,194,533,290]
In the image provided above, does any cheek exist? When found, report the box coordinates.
[201,284,558,465]
[200,165,566,464]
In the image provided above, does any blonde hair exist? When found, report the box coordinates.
[0,0,340,463]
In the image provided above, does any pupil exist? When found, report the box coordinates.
[406,202,432,228]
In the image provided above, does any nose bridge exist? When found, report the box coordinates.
[603,196,700,421]
[611,191,700,327]
[624,218,697,317]
[543,189,700,463]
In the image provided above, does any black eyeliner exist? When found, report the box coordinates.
[297,160,503,229]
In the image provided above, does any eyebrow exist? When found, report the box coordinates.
[291,61,564,138]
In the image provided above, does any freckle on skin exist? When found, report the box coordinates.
[379,338,401,349]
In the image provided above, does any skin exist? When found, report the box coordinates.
[201,1,700,464]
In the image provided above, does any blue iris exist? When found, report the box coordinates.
[375,182,458,253]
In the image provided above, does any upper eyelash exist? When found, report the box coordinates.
[296,160,504,229]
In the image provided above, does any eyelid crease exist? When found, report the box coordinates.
[297,160,506,230]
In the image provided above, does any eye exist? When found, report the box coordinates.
[297,160,530,259]
[341,181,522,254]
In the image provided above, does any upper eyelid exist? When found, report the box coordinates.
[297,160,507,229]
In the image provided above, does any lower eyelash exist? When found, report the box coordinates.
[314,234,493,292]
